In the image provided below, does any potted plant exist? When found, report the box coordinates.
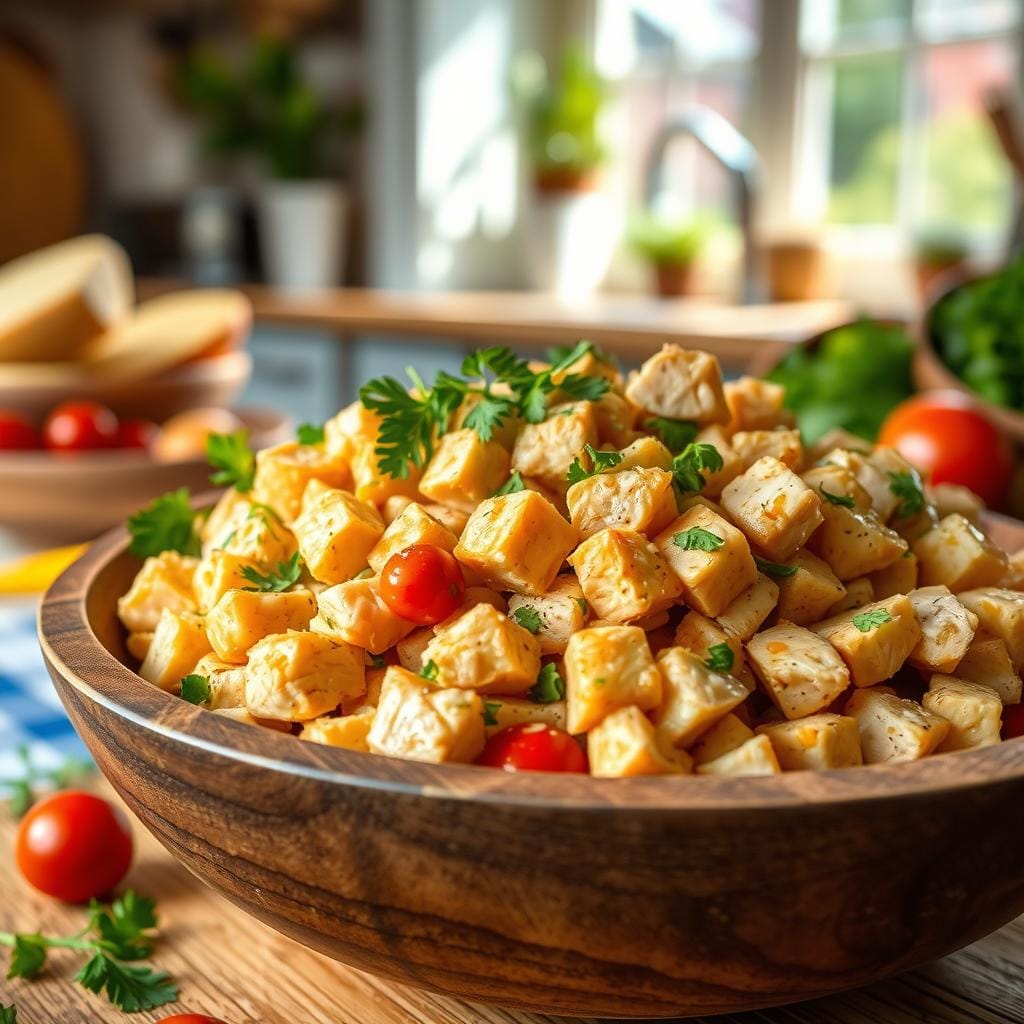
[512,44,617,297]
[913,229,970,300]
[178,37,362,291]
[628,214,706,298]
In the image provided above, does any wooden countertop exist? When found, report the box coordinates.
[1,782,1020,1024]
[138,278,856,368]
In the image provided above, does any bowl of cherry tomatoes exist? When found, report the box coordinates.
[0,401,291,542]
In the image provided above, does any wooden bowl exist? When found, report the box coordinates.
[0,350,252,426]
[0,407,289,545]
[36,515,1024,1018]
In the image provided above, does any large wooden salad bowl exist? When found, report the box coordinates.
[39,513,1024,1019]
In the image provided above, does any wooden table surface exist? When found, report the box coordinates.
[1,783,1020,1024]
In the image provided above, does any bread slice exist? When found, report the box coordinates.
[0,234,133,363]
[83,289,252,381]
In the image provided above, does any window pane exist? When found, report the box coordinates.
[837,0,910,32]
[804,0,910,51]
[827,52,904,224]
[917,0,1020,40]
[916,39,1017,237]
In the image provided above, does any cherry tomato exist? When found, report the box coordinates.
[43,400,118,452]
[1002,703,1024,740]
[115,419,159,450]
[0,411,40,450]
[156,1016,228,1023]
[16,791,133,903]
[379,544,465,625]
[478,723,589,774]
[878,391,1013,506]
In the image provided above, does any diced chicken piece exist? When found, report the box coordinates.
[395,627,434,673]
[422,502,469,536]
[301,707,376,751]
[293,489,385,585]
[955,631,1022,704]
[723,376,794,432]
[564,625,662,734]
[617,435,673,471]
[348,443,423,508]
[689,713,754,765]
[193,550,259,613]
[957,588,1024,669]
[217,504,298,567]
[201,487,251,549]
[654,647,752,748]
[906,586,978,673]
[323,400,381,462]
[746,623,851,720]
[715,573,779,640]
[653,505,756,618]
[592,391,639,448]
[367,502,459,574]
[569,527,683,624]
[567,467,677,539]
[757,714,863,771]
[867,551,918,600]
[913,514,1008,592]
[773,549,847,626]
[673,612,745,674]
[381,494,415,524]
[589,705,691,777]
[245,630,364,721]
[808,502,907,581]
[812,594,921,689]
[844,688,950,764]
[125,632,153,662]
[192,653,247,709]
[928,482,984,526]
[207,588,317,663]
[455,490,579,596]
[483,697,567,737]
[827,577,875,615]
[695,735,781,777]
[693,424,744,497]
[301,479,344,518]
[721,456,824,561]
[117,551,198,633]
[367,666,485,763]
[923,675,1003,751]
[822,448,900,521]
[418,428,512,513]
[312,577,414,654]
[344,666,387,713]
[252,441,352,523]
[805,429,871,464]
[139,609,212,692]
[801,464,873,515]
[423,603,541,695]
[511,401,599,490]
[625,344,729,425]
[507,574,589,655]
[731,429,803,472]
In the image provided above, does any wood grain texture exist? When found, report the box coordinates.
[35,514,1024,1019]
[1,781,1021,1024]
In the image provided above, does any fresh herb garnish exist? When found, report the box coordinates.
[494,471,525,496]
[704,643,735,673]
[671,442,724,493]
[179,674,210,705]
[241,552,302,593]
[529,663,566,703]
[482,700,501,727]
[575,596,589,616]
[566,444,623,484]
[888,470,925,517]
[510,606,543,634]
[644,417,698,453]
[1,746,92,818]
[754,556,798,578]
[127,488,201,558]
[206,430,256,492]
[420,660,439,681]
[672,527,724,552]
[297,422,326,445]
[852,608,893,632]
[0,891,177,1012]
[820,486,855,508]
[369,654,387,669]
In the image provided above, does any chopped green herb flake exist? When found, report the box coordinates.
[179,674,210,705]
[671,443,724,493]
[820,486,855,508]
[494,471,525,495]
[482,700,501,727]
[420,660,439,681]
[530,663,566,703]
[888,470,926,517]
[673,527,724,552]
[754,556,798,578]
[704,643,735,673]
[852,608,893,632]
[241,552,303,593]
[510,606,543,634]
[297,422,326,445]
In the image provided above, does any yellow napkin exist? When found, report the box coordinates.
[0,545,87,594]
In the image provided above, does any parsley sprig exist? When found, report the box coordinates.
[888,469,925,518]
[852,608,893,632]
[530,663,566,703]
[297,422,326,445]
[126,488,201,559]
[671,443,724,493]
[206,430,256,492]
[510,606,543,634]
[566,444,624,485]
[241,552,303,592]
[673,527,724,552]
[180,673,211,705]
[1,746,91,818]
[0,891,177,1013]
[644,417,698,453]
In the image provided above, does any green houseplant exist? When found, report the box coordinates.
[628,214,706,297]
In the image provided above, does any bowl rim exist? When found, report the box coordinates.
[38,515,1024,813]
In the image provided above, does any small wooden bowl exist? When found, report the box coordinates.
[37,515,1024,1018]
[0,407,290,544]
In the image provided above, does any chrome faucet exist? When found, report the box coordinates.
[644,106,765,304]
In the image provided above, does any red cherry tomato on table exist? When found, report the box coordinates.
[379,544,465,625]
[0,411,40,450]
[116,418,159,450]
[1002,704,1024,740]
[157,1016,228,1023]
[479,723,589,774]
[878,391,1014,507]
[43,400,119,452]
[16,790,133,903]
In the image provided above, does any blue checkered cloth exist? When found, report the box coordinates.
[0,601,90,782]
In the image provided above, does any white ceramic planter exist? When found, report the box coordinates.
[521,188,619,299]
[257,180,349,291]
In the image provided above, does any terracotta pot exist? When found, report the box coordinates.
[914,258,967,301]
[652,262,693,298]
[764,240,828,302]
[532,167,598,194]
